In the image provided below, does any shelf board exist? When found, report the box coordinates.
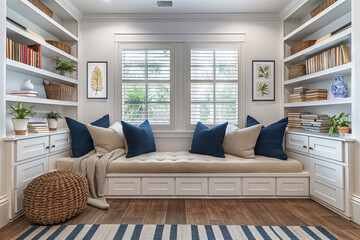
[6,23,78,63]
[4,128,70,141]
[284,28,352,65]
[283,0,351,42]
[284,63,352,86]
[284,98,352,108]
[7,0,78,42]
[6,95,78,107]
[6,59,78,85]
[43,0,78,21]
[286,130,355,142]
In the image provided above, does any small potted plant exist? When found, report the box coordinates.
[44,111,63,131]
[9,103,36,135]
[55,56,76,77]
[329,112,351,136]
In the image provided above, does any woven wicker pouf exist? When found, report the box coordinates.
[23,170,89,225]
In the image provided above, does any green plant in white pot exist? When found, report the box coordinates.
[9,103,36,135]
[329,112,351,136]
[55,56,76,77]
[44,111,63,131]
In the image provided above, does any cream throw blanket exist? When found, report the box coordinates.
[72,148,126,209]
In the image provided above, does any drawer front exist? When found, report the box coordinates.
[49,150,70,172]
[15,157,48,188]
[142,178,174,195]
[276,178,309,196]
[286,133,309,154]
[243,178,275,196]
[311,158,344,188]
[16,136,49,162]
[311,178,344,211]
[50,133,71,153]
[209,178,241,196]
[108,178,140,195]
[309,137,343,162]
[176,178,208,196]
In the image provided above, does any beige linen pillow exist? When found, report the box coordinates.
[87,121,124,154]
[223,123,262,159]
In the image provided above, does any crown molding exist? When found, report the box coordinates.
[279,0,306,20]
[57,0,83,21]
[81,13,281,22]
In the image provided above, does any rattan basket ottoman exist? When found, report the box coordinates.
[23,170,89,225]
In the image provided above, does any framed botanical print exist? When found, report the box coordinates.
[252,60,275,101]
[87,61,108,99]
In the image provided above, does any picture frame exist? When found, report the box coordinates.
[252,60,275,101]
[87,61,108,99]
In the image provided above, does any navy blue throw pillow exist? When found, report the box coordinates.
[65,115,110,157]
[121,120,156,158]
[246,115,288,160]
[189,122,228,158]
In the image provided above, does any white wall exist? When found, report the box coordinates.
[78,19,282,128]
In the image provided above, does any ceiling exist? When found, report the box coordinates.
[72,0,291,14]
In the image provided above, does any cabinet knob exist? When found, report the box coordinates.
[309,147,314,151]
[45,146,50,150]
[303,145,307,149]
[51,145,55,148]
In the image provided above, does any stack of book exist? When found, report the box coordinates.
[287,112,310,130]
[305,89,327,101]
[306,44,350,75]
[5,37,42,68]
[28,122,49,133]
[301,114,331,133]
[289,86,309,103]
[10,91,38,97]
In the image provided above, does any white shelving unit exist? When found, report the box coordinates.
[284,97,352,108]
[6,95,78,107]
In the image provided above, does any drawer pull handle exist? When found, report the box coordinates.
[309,147,314,151]
[51,145,56,148]
[45,146,50,150]
[303,145,307,149]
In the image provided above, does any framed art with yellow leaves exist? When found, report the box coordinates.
[87,61,108,99]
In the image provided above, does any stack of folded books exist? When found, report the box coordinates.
[305,89,327,102]
[28,122,49,133]
[289,86,309,103]
[301,114,331,133]
[286,112,310,130]
[10,90,38,97]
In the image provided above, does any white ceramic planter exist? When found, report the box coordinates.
[47,118,58,131]
[12,118,29,135]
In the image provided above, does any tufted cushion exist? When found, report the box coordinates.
[57,151,302,173]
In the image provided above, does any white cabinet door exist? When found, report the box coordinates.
[15,156,48,188]
[243,178,275,196]
[49,150,70,172]
[276,178,309,196]
[142,178,175,195]
[311,178,344,211]
[107,178,141,195]
[311,158,344,189]
[176,178,208,195]
[309,137,343,162]
[209,178,241,196]
[16,136,49,162]
[286,133,309,154]
[50,133,71,153]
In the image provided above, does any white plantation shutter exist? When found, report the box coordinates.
[122,48,171,124]
[190,48,239,125]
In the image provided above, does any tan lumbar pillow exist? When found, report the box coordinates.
[223,123,262,159]
[86,121,124,154]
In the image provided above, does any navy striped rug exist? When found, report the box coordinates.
[16,224,338,240]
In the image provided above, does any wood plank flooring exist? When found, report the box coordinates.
[0,199,359,239]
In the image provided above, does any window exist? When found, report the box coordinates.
[121,46,173,125]
[190,47,239,125]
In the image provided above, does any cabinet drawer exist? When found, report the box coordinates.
[311,158,344,189]
[309,137,343,162]
[142,178,174,195]
[15,157,48,188]
[209,178,241,196]
[276,178,309,196]
[243,178,275,196]
[49,150,70,172]
[50,133,71,153]
[286,133,309,154]
[176,178,208,195]
[107,178,140,195]
[16,136,49,162]
[311,178,344,211]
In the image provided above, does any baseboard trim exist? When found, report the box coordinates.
[0,195,9,228]
[352,194,360,224]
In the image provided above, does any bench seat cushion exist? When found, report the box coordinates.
[57,151,302,173]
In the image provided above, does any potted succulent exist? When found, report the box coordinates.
[329,112,351,136]
[9,103,36,135]
[55,56,76,77]
[44,111,63,131]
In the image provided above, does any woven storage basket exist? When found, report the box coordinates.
[43,79,74,101]
[310,0,338,18]
[288,64,306,80]
[28,0,53,18]
[23,171,89,225]
[46,40,71,55]
[291,40,316,55]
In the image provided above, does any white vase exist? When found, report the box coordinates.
[12,118,29,135]
[20,79,34,91]
[47,118,58,131]
[60,70,69,77]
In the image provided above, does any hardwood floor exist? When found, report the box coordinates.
[0,199,359,239]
